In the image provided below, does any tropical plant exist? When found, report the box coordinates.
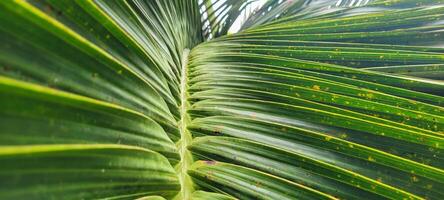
[0,0,443,199]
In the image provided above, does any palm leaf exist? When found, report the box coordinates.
[0,0,443,199]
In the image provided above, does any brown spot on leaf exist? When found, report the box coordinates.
[2,66,11,71]
[204,160,217,165]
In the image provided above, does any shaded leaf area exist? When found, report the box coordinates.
[0,0,202,140]
[189,160,337,200]
[0,76,177,162]
[0,0,202,199]
[0,144,179,199]
[187,1,444,199]
[364,64,444,80]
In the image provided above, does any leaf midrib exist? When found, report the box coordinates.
[175,48,194,200]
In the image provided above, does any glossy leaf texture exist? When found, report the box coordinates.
[1,0,444,200]
[0,0,201,199]
[0,144,179,199]
[187,0,444,199]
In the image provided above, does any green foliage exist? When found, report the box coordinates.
[0,0,443,199]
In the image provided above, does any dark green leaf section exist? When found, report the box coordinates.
[189,161,337,200]
[190,52,444,104]
[236,5,444,47]
[365,64,444,80]
[0,0,175,135]
[190,136,439,200]
[0,0,203,199]
[0,144,179,200]
[1,0,444,199]
[186,1,444,199]
[0,76,178,162]
[0,0,203,140]
[215,2,444,83]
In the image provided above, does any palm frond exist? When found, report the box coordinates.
[0,0,443,199]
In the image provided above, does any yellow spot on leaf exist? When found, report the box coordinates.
[325,136,332,141]
[411,176,419,182]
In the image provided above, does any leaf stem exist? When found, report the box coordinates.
[175,48,194,200]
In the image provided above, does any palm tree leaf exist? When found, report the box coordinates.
[0,144,179,199]
[0,76,178,161]
[365,64,444,80]
[189,160,338,200]
[191,190,237,200]
[190,136,432,199]
[0,0,177,130]
[0,0,443,199]
[185,1,444,199]
[136,196,167,200]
